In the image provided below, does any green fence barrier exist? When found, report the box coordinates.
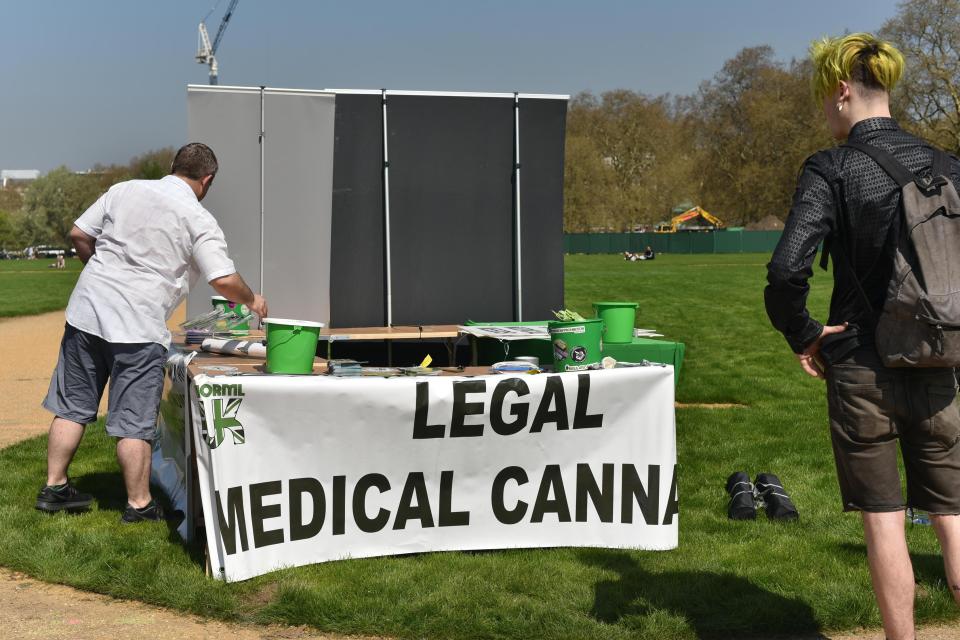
[563,230,783,254]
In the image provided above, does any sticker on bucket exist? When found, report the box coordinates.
[554,341,590,363]
[548,318,602,372]
[553,339,568,361]
[550,325,586,335]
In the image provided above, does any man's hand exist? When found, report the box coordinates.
[797,323,849,379]
[249,294,268,319]
[210,273,266,318]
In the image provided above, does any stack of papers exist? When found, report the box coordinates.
[328,360,363,376]
[460,325,666,340]
[458,325,549,340]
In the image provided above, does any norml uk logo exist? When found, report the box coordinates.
[198,383,246,449]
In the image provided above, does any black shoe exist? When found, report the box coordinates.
[725,471,757,520]
[35,482,94,513]
[121,500,166,524]
[755,473,799,521]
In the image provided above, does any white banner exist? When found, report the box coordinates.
[191,367,677,582]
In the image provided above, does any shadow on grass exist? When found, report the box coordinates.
[72,470,196,559]
[74,471,128,512]
[838,542,950,590]
[578,549,824,639]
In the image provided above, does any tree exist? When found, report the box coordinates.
[21,167,104,248]
[880,0,960,152]
[564,91,697,231]
[14,208,52,248]
[564,132,622,232]
[689,48,832,225]
[0,187,22,213]
[0,210,17,250]
[130,147,175,180]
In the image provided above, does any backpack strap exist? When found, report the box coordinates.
[843,141,917,187]
[932,148,952,181]
[845,141,951,193]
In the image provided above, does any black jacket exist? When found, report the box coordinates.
[765,117,960,354]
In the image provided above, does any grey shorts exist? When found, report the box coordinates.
[43,324,167,441]
[826,347,960,514]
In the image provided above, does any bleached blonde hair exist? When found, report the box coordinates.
[810,33,904,102]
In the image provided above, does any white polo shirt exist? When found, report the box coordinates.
[66,175,236,348]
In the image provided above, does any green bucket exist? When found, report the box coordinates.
[593,301,638,344]
[548,319,603,372]
[212,295,250,332]
[264,318,324,374]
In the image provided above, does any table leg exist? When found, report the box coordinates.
[445,338,456,367]
[471,336,478,366]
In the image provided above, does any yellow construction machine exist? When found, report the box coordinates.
[654,206,725,233]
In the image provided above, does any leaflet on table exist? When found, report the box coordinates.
[458,325,549,340]
[459,325,663,340]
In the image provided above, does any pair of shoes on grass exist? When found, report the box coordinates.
[725,471,799,521]
[35,482,166,524]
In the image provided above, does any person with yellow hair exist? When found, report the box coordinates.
[765,33,960,639]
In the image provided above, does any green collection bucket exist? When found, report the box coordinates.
[548,318,603,372]
[264,318,324,374]
[211,295,250,332]
[593,301,638,344]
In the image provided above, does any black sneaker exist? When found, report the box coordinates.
[35,482,94,513]
[121,500,166,524]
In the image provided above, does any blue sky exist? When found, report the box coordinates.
[1,0,900,172]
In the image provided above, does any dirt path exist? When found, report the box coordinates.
[0,311,958,639]
[0,310,84,447]
[0,569,352,640]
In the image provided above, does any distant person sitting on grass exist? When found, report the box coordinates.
[622,251,637,261]
[641,246,655,260]
[36,142,268,524]
[765,33,960,640]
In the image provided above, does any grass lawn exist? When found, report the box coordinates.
[0,253,957,638]
[0,258,83,317]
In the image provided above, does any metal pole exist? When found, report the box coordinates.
[259,86,265,296]
[514,92,523,321]
[382,89,393,327]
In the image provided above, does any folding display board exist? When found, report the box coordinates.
[187,85,567,328]
[517,98,567,322]
[261,90,335,323]
[328,93,387,327]
[186,86,336,324]
[186,87,263,319]
[386,95,516,325]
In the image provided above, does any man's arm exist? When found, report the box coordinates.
[210,273,268,318]
[69,225,97,264]
[765,154,847,377]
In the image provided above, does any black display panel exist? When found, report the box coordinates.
[386,96,516,325]
[519,98,567,318]
[329,93,386,327]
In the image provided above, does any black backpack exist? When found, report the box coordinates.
[841,141,960,367]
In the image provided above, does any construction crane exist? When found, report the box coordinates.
[195,0,239,85]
